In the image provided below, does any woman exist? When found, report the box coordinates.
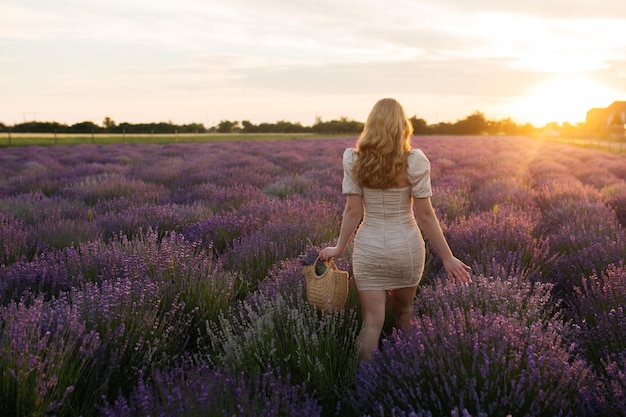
[320,98,471,362]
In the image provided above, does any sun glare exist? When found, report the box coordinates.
[509,74,619,126]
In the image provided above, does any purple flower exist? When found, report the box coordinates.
[102,365,322,417]
[348,307,594,417]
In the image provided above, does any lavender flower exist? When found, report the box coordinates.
[415,274,560,328]
[0,212,29,265]
[70,275,195,402]
[442,206,551,282]
[0,294,101,416]
[538,201,626,295]
[348,307,594,417]
[102,365,322,417]
[567,265,626,371]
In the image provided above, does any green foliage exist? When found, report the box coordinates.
[31,217,99,251]
[263,174,314,199]
[201,293,360,411]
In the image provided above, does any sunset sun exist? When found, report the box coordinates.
[510,74,619,126]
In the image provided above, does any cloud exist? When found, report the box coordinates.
[432,0,626,19]
[1,0,625,125]
[234,57,540,97]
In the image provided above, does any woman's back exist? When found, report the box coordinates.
[361,186,414,224]
[342,147,432,291]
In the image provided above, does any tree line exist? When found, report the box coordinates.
[0,112,550,136]
[0,119,206,135]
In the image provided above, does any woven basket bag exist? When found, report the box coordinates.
[303,257,349,313]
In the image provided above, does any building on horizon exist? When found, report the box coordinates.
[586,101,626,139]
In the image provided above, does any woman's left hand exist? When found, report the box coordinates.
[443,257,472,285]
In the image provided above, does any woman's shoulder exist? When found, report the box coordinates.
[407,148,430,173]
[408,148,428,159]
[343,147,356,157]
[343,148,357,163]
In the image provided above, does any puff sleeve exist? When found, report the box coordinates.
[341,148,362,195]
[407,149,432,198]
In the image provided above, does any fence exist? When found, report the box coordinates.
[547,136,626,153]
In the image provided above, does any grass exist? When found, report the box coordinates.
[0,132,354,147]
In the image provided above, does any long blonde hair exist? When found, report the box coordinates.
[353,98,413,189]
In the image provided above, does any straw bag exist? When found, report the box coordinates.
[303,257,349,313]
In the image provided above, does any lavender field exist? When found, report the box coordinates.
[1,136,626,416]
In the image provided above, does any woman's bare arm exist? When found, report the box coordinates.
[320,194,363,261]
[414,197,472,284]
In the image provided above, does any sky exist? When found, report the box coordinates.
[1,0,626,128]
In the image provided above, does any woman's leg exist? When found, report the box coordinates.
[390,285,419,329]
[357,289,387,362]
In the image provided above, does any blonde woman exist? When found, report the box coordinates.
[320,98,471,362]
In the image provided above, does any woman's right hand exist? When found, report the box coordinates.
[319,246,342,262]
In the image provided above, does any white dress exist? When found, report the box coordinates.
[342,148,433,291]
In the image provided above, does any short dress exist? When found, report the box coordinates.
[342,148,433,291]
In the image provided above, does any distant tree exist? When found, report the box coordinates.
[103,117,117,129]
[178,123,207,133]
[544,122,560,131]
[70,121,102,134]
[430,122,453,135]
[410,116,429,135]
[241,120,258,133]
[559,122,575,137]
[12,121,68,133]
[115,122,132,134]
[153,122,176,134]
[518,123,536,136]
[257,122,274,133]
[492,117,518,135]
[453,112,488,135]
[312,116,363,134]
[217,120,239,133]
[274,120,307,133]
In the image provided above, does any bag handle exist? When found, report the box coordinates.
[311,256,338,279]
